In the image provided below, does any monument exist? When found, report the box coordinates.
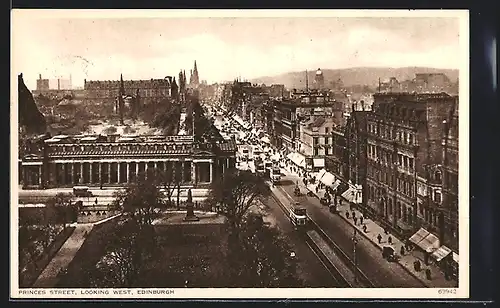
[184,188,199,221]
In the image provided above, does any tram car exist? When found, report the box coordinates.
[289,202,308,229]
[270,166,281,184]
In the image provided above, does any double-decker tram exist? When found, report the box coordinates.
[289,202,308,229]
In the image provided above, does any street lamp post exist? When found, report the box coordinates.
[352,228,359,283]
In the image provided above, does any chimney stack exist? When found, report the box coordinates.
[39,74,42,80]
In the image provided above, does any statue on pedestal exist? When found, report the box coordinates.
[184,188,199,221]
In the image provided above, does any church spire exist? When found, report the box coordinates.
[189,60,199,87]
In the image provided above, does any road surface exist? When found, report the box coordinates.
[278,175,424,288]
[261,194,339,287]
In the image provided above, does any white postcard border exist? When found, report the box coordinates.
[10,9,470,299]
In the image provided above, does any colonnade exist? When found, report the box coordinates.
[22,159,217,188]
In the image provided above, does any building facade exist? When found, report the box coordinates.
[20,134,236,190]
[297,117,336,170]
[272,91,338,152]
[441,98,459,252]
[365,92,458,245]
[84,78,172,104]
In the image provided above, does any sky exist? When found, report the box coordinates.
[12,10,464,90]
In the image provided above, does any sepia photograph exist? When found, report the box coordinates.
[10,9,469,299]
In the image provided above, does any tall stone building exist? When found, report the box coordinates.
[365,92,458,250]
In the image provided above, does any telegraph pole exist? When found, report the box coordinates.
[353,228,359,283]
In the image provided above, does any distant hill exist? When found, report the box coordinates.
[250,67,459,90]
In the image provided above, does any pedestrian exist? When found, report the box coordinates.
[363,224,367,233]
[388,236,393,245]
[353,216,358,225]
[352,211,356,219]
[400,246,405,256]
[377,234,382,244]
[360,216,364,225]
[384,228,389,235]
[315,185,319,193]
[346,211,350,219]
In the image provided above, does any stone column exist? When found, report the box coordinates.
[191,162,197,185]
[127,163,130,183]
[90,163,94,184]
[117,163,121,184]
[39,165,43,187]
[136,162,139,176]
[107,163,111,183]
[154,161,158,170]
[80,163,84,184]
[71,163,75,185]
[180,162,184,183]
[98,163,102,185]
[209,162,213,183]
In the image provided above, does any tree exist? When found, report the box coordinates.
[103,125,117,135]
[93,219,157,287]
[226,213,303,287]
[112,169,164,227]
[207,169,269,240]
[46,192,77,227]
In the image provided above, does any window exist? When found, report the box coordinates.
[409,133,414,145]
[434,190,442,204]
[325,127,329,134]
[314,137,319,145]
[435,170,442,182]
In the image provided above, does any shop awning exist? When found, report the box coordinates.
[320,172,335,187]
[287,152,306,168]
[417,232,440,253]
[316,169,327,182]
[432,245,452,262]
[452,252,459,263]
[260,136,271,144]
[409,228,430,246]
[313,158,325,168]
[341,187,358,203]
[331,179,341,191]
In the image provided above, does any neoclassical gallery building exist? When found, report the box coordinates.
[19,134,237,189]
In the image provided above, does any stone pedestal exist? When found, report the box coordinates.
[183,188,199,221]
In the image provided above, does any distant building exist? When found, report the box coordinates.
[271,91,342,153]
[36,74,49,91]
[84,77,172,104]
[36,74,72,91]
[314,68,325,90]
[298,116,336,171]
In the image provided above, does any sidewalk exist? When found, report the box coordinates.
[281,163,457,288]
[32,224,93,288]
